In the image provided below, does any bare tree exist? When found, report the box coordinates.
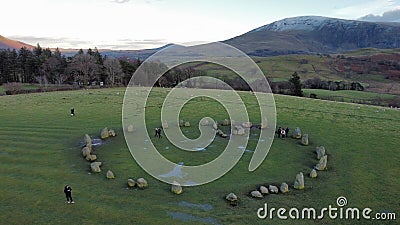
[69,54,99,85]
[104,57,123,86]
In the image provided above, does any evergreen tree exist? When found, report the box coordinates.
[289,72,303,97]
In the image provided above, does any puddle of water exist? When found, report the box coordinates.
[159,162,187,178]
[237,146,246,149]
[167,212,220,225]
[245,149,254,153]
[178,201,213,211]
[193,147,206,151]
[92,138,103,146]
[165,146,170,150]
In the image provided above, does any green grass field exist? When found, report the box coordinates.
[0,88,399,225]
[303,89,398,106]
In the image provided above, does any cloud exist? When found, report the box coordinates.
[7,35,169,50]
[358,8,400,22]
[112,0,130,3]
[8,36,92,49]
[332,0,400,19]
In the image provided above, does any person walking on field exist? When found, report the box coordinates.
[285,127,290,138]
[64,185,74,204]
[70,108,75,116]
[277,127,282,138]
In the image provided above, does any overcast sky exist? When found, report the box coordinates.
[2,0,400,50]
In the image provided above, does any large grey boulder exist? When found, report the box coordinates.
[127,179,136,188]
[301,134,309,145]
[261,117,268,129]
[316,146,326,160]
[137,178,148,189]
[82,146,91,157]
[171,181,183,194]
[268,185,279,194]
[259,186,269,195]
[106,170,115,179]
[226,193,238,202]
[232,125,245,135]
[250,190,263,198]
[280,183,289,193]
[310,169,318,178]
[101,128,109,139]
[90,162,102,173]
[293,127,302,139]
[84,134,92,149]
[294,172,305,190]
[315,155,328,171]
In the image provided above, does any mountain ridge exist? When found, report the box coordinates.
[225,16,400,56]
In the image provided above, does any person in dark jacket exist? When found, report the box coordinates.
[64,185,74,203]
[285,127,290,138]
[70,108,75,116]
[277,127,281,138]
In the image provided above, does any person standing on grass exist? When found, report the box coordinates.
[64,185,74,204]
[277,127,281,138]
[281,129,286,139]
[70,108,75,116]
[285,127,290,138]
[155,128,162,138]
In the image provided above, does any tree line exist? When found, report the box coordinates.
[0,44,141,86]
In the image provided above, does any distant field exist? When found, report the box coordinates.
[0,88,399,225]
[303,89,398,106]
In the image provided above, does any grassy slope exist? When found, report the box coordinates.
[0,88,399,225]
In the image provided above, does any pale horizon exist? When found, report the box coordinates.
[2,0,400,50]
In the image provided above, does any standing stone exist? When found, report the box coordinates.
[280,183,289,193]
[162,120,168,129]
[261,117,268,129]
[171,181,183,194]
[293,127,302,139]
[222,119,230,126]
[87,154,97,161]
[217,129,228,138]
[137,178,148,189]
[259,186,269,195]
[212,122,218,130]
[316,146,326,159]
[82,146,91,157]
[225,193,238,202]
[250,190,263,198]
[106,170,115,179]
[315,155,328,171]
[184,121,191,127]
[127,179,136,188]
[268,185,279,194]
[301,134,309,145]
[232,125,245,135]
[200,119,209,126]
[310,169,318,178]
[101,128,109,139]
[84,134,92,149]
[90,162,102,173]
[108,129,116,137]
[294,172,305,190]
[127,124,134,133]
[242,122,252,128]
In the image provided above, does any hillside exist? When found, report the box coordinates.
[0,87,399,224]
[0,35,34,50]
[225,16,400,56]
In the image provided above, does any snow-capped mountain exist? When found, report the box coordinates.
[225,16,400,56]
[251,16,355,32]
